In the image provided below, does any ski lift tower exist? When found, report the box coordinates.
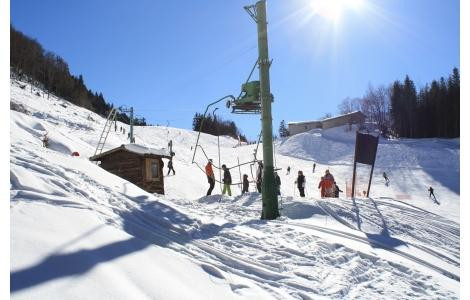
[229,1,279,219]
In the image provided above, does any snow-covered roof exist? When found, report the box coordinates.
[288,111,364,125]
[123,144,170,156]
[287,120,322,126]
[90,144,171,161]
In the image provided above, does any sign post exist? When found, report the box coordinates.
[352,131,379,198]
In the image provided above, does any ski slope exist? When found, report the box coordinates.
[10,80,460,299]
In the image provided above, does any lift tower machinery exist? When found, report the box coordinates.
[229,0,279,219]
[194,1,279,220]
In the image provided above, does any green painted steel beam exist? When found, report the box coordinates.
[255,0,279,220]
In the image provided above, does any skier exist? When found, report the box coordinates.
[295,171,306,197]
[286,166,291,175]
[383,172,390,185]
[242,174,249,194]
[222,164,232,196]
[334,182,343,198]
[167,158,175,175]
[205,159,215,196]
[428,186,436,201]
[312,163,316,173]
[275,172,281,195]
[42,133,49,148]
[256,161,263,193]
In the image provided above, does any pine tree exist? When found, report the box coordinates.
[402,75,417,137]
[390,80,403,137]
[448,68,460,137]
[279,120,289,137]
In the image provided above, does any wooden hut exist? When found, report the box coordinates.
[89,144,171,194]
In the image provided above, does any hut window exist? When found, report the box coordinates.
[146,159,160,181]
[151,162,158,178]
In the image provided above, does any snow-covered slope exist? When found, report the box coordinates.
[10,80,460,299]
[277,126,460,221]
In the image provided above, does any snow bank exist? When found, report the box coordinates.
[10,80,460,299]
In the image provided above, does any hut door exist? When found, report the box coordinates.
[145,159,161,182]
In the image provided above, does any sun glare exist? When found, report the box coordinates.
[309,0,364,22]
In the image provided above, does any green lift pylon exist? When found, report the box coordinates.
[246,0,279,220]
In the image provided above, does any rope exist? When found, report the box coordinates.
[192,161,246,186]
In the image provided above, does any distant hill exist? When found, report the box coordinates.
[10,25,145,126]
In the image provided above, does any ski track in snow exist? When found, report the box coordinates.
[10,80,459,299]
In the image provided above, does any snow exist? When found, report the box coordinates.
[122,143,170,157]
[10,80,460,299]
[91,143,171,160]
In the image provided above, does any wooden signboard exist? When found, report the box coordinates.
[352,131,379,198]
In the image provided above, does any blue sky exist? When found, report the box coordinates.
[10,0,459,140]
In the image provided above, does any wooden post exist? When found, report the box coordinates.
[351,131,359,198]
[366,135,379,197]
[352,162,357,198]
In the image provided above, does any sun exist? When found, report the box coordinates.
[309,0,364,23]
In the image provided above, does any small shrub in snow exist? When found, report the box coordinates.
[10,101,30,115]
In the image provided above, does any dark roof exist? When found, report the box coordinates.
[89,144,171,161]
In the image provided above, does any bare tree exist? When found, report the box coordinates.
[338,97,362,115]
[361,84,391,131]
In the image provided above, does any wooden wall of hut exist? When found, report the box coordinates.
[99,150,165,194]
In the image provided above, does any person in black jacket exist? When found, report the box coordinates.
[256,161,263,193]
[428,186,436,201]
[242,174,249,194]
[167,158,175,175]
[383,172,390,186]
[222,164,232,196]
[334,182,343,198]
[295,171,305,197]
[275,172,281,195]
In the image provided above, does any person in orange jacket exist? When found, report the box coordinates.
[205,159,215,196]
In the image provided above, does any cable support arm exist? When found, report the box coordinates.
[236,59,260,100]
[192,95,236,164]
[226,160,257,170]
[253,130,263,161]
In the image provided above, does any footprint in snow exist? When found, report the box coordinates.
[200,264,225,280]
[229,283,250,294]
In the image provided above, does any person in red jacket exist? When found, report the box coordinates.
[318,176,334,198]
[205,159,215,196]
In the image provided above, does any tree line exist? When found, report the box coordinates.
[192,113,247,142]
[338,68,459,138]
[10,25,145,126]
